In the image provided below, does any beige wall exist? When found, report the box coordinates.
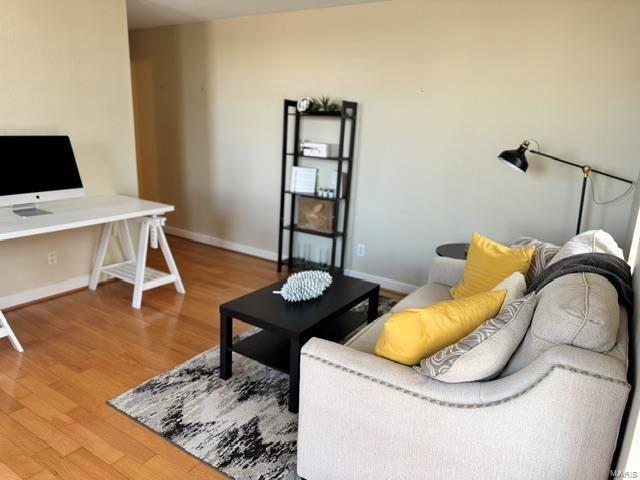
[0,0,138,305]
[130,0,640,288]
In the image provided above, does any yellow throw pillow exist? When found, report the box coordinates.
[451,232,534,299]
[374,289,506,366]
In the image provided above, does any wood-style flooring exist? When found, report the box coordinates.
[0,236,400,479]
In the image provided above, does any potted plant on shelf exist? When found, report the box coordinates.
[310,96,340,113]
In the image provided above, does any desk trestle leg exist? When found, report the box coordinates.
[0,310,23,352]
[89,216,185,309]
[157,225,185,295]
[89,222,113,290]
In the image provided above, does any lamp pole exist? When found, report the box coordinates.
[575,166,591,235]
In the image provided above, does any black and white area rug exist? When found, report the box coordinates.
[109,296,397,480]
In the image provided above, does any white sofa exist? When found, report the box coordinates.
[297,256,630,480]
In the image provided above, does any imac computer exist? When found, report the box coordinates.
[0,135,85,217]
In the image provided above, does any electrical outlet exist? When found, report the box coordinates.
[47,251,57,266]
[356,243,366,257]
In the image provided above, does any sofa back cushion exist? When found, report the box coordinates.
[510,237,561,285]
[501,272,620,376]
[391,283,451,313]
[548,229,623,266]
[492,272,526,308]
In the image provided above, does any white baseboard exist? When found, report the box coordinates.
[165,225,418,294]
[164,226,278,261]
[344,269,417,294]
[0,274,91,310]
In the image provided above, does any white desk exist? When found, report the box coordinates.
[0,194,185,352]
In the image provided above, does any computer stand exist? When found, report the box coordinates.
[12,202,52,217]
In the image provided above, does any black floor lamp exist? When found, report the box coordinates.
[498,140,634,235]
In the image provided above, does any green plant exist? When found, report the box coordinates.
[318,96,332,111]
[326,102,339,112]
[311,96,340,112]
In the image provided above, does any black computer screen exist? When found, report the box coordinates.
[0,136,83,196]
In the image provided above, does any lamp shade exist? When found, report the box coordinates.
[498,145,529,173]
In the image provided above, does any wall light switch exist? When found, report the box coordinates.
[356,243,366,257]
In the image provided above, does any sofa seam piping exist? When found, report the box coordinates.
[568,272,590,345]
[301,352,629,409]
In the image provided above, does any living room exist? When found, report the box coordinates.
[0,0,639,478]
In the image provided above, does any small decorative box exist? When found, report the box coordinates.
[300,142,339,158]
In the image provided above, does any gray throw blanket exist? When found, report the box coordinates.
[525,252,633,312]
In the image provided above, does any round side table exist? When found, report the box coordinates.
[436,243,469,260]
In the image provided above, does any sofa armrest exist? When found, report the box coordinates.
[428,256,466,287]
[298,338,629,479]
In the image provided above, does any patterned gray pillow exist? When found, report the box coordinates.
[415,293,537,383]
[510,237,560,285]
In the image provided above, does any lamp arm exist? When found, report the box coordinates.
[529,149,633,184]
[588,168,633,185]
[529,149,586,171]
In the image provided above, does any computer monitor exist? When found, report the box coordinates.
[0,135,85,216]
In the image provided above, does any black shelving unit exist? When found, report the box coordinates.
[277,99,358,273]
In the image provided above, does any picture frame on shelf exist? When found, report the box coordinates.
[290,166,317,194]
[297,197,335,234]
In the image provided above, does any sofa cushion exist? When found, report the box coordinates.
[510,237,561,285]
[346,313,391,353]
[451,232,534,299]
[492,272,526,308]
[501,272,620,376]
[374,290,506,365]
[416,293,536,383]
[348,283,452,356]
[391,283,451,313]
[548,229,623,266]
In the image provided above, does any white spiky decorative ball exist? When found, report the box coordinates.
[274,270,333,302]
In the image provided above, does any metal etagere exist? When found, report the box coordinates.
[277,99,358,273]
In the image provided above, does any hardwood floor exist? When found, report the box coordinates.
[0,236,400,479]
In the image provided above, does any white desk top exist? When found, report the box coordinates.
[0,194,173,241]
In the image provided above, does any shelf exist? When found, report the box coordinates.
[283,225,343,238]
[301,111,342,117]
[232,312,367,375]
[278,263,345,275]
[233,330,289,374]
[286,153,350,161]
[278,258,332,271]
[288,111,355,119]
[279,99,357,274]
[284,191,346,201]
[309,311,367,342]
[101,260,176,290]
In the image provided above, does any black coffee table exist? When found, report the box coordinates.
[219,275,380,413]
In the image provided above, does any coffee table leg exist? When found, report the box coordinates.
[288,337,301,413]
[219,310,232,380]
[368,286,380,323]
